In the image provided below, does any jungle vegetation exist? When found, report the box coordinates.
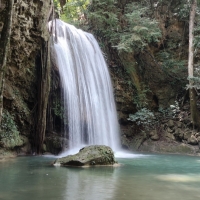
[53,0,200,127]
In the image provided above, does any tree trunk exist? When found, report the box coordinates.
[0,0,14,124]
[59,0,66,12]
[35,40,51,154]
[188,0,200,128]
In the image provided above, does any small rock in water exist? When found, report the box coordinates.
[54,145,116,167]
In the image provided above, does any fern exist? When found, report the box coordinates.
[115,3,161,53]
[156,51,186,72]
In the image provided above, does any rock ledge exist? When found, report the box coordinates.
[54,145,116,167]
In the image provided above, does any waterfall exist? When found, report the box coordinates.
[49,19,120,152]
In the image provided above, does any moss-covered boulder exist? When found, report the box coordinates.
[54,145,116,167]
[0,132,24,149]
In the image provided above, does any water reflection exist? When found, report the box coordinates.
[63,167,117,200]
[156,174,200,182]
[1,155,200,200]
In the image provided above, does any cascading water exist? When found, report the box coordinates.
[49,19,120,153]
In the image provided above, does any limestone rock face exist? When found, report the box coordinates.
[0,0,52,155]
[54,145,116,167]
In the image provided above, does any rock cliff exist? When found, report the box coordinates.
[0,0,51,157]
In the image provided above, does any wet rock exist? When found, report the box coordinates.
[139,140,197,155]
[174,128,183,139]
[187,135,198,145]
[183,132,192,140]
[149,130,159,141]
[149,130,156,137]
[54,145,116,167]
[197,136,200,142]
[18,136,32,155]
[179,132,184,140]
[167,120,174,128]
[177,121,182,128]
[151,134,160,141]
[128,133,147,150]
[167,127,174,133]
[0,149,17,159]
[45,134,67,155]
[0,131,24,149]
[165,132,175,140]
[195,133,200,137]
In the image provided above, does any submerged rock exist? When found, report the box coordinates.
[54,145,116,167]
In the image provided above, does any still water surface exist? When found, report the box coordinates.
[0,153,200,200]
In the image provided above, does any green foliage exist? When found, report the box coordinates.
[173,0,190,20]
[87,1,162,53]
[156,51,186,72]
[157,101,180,119]
[0,110,19,138]
[55,0,161,53]
[172,0,200,21]
[133,86,151,109]
[53,0,60,8]
[87,0,119,41]
[0,110,23,149]
[128,100,182,128]
[186,75,200,91]
[128,108,155,126]
[53,99,64,119]
[62,0,89,24]
[170,101,180,117]
[158,107,171,117]
[53,0,89,25]
[53,0,62,16]
[116,3,161,53]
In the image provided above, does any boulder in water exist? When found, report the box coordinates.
[54,145,116,167]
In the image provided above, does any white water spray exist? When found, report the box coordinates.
[49,19,120,153]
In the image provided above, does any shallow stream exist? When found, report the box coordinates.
[0,153,200,200]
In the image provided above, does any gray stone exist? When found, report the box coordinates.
[151,134,160,141]
[174,128,181,136]
[139,140,196,155]
[174,128,184,139]
[54,145,116,167]
[179,132,184,139]
[128,133,147,150]
[165,132,175,140]
[188,135,198,145]
[177,121,182,128]
[167,120,174,128]
[45,135,67,155]
[197,136,200,142]
[195,133,200,137]
[167,127,174,133]
[149,130,157,137]
[183,132,192,140]
[149,130,159,140]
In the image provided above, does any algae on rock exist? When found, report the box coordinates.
[54,145,116,167]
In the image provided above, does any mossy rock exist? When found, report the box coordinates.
[45,135,66,155]
[0,131,24,149]
[0,148,17,159]
[54,145,116,167]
